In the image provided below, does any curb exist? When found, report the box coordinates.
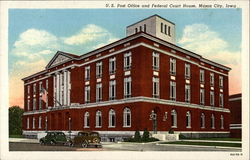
[156,143,242,149]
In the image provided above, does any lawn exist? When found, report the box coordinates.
[161,141,241,148]
[9,135,25,138]
[180,137,241,141]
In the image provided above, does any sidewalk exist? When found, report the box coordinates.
[9,138,39,143]
[180,139,241,144]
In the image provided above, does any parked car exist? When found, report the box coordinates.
[39,132,68,145]
[69,131,101,148]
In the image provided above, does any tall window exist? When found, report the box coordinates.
[39,97,42,110]
[170,81,176,100]
[186,111,191,128]
[109,109,116,127]
[95,111,102,128]
[39,82,42,92]
[85,86,90,103]
[135,28,138,33]
[27,99,30,111]
[27,85,30,95]
[210,73,214,86]
[32,117,35,129]
[164,24,167,34]
[96,83,102,102]
[27,117,30,129]
[211,114,215,129]
[200,70,205,83]
[161,23,163,33]
[185,84,191,103]
[109,57,116,74]
[38,116,42,129]
[109,80,116,100]
[185,64,191,79]
[46,80,48,108]
[219,76,223,88]
[170,58,176,75]
[171,110,177,127]
[220,115,224,129]
[124,77,132,98]
[144,24,146,32]
[33,83,36,94]
[85,66,90,81]
[210,91,214,106]
[153,77,159,98]
[168,26,171,36]
[201,113,205,128]
[33,98,36,110]
[139,26,142,32]
[123,108,131,127]
[124,52,132,70]
[84,112,90,128]
[96,62,102,78]
[152,52,159,70]
[200,89,205,105]
[219,93,224,107]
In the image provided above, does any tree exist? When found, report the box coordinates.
[134,130,141,141]
[142,128,150,141]
[9,106,24,135]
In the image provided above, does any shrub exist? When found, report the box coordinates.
[134,130,141,141]
[168,128,174,134]
[179,134,187,139]
[142,129,150,141]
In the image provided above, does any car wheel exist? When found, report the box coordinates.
[39,140,45,145]
[81,141,88,148]
[68,141,74,147]
[50,140,56,145]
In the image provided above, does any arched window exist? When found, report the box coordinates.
[38,116,42,129]
[109,109,116,127]
[27,117,30,129]
[201,113,205,128]
[123,107,131,127]
[186,111,191,128]
[211,114,215,129]
[171,110,177,127]
[220,115,224,129]
[32,117,35,129]
[84,112,90,128]
[95,110,102,128]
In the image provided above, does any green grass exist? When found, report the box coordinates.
[9,135,25,138]
[180,137,241,141]
[161,141,242,148]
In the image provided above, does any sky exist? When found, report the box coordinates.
[8,9,242,108]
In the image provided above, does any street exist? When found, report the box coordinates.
[9,142,242,152]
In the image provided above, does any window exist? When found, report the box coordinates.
[152,52,159,70]
[46,80,48,108]
[33,83,36,94]
[200,89,205,105]
[124,52,132,70]
[95,111,102,128]
[200,70,205,83]
[153,77,159,98]
[33,98,36,110]
[220,115,224,129]
[210,73,214,86]
[185,64,191,79]
[144,24,146,32]
[168,26,171,36]
[96,62,102,78]
[39,82,42,92]
[27,117,30,129]
[123,108,131,127]
[109,80,116,100]
[38,116,42,129]
[32,117,35,129]
[171,110,177,127]
[185,85,191,103]
[96,83,102,102]
[39,97,42,110]
[186,111,191,128]
[170,58,176,75]
[135,28,138,33]
[201,113,205,128]
[219,76,223,88]
[161,23,163,33]
[27,85,30,95]
[164,24,167,34]
[109,109,116,127]
[210,91,214,106]
[170,81,176,100]
[109,57,116,74]
[84,112,90,128]
[211,114,215,129]
[85,86,90,103]
[124,77,132,98]
[139,26,142,32]
[85,66,90,81]
[27,99,30,111]
[219,93,224,107]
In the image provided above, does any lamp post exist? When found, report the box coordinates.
[149,110,157,134]
[68,117,71,139]
[45,117,48,133]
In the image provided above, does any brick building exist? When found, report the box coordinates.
[22,15,231,141]
[229,94,242,138]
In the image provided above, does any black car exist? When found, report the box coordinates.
[39,132,68,145]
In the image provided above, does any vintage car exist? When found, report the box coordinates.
[69,131,101,148]
[39,132,68,145]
